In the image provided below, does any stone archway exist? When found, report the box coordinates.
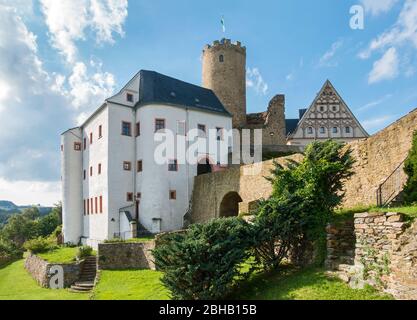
[219,192,243,218]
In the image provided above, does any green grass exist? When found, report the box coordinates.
[0,260,88,300]
[37,247,79,264]
[92,269,170,300]
[233,267,393,300]
[103,236,155,244]
[333,205,417,224]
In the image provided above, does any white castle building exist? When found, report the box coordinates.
[61,70,232,247]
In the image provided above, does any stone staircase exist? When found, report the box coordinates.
[70,256,97,293]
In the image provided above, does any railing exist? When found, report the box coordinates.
[376,159,407,207]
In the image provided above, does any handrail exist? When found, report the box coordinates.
[376,158,407,207]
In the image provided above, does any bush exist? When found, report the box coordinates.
[76,246,93,260]
[23,237,56,254]
[403,131,417,204]
[253,140,354,270]
[153,217,255,300]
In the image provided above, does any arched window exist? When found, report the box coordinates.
[219,55,224,63]
[307,127,313,134]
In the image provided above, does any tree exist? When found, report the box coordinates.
[403,131,417,204]
[0,208,39,248]
[253,140,354,269]
[153,217,255,300]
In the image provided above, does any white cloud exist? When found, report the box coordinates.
[360,0,399,16]
[318,40,343,67]
[39,0,128,63]
[0,178,60,206]
[362,114,396,132]
[246,67,268,95]
[368,47,399,83]
[357,94,393,111]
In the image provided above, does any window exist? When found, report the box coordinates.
[168,159,178,172]
[98,163,102,175]
[137,160,143,172]
[345,127,351,134]
[83,170,86,180]
[87,199,89,215]
[320,127,326,134]
[95,197,98,214]
[307,127,313,134]
[136,122,140,137]
[123,161,132,171]
[332,106,337,112]
[155,119,165,132]
[84,199,86,215]
[99,196,103,213]
[61,145,63,152]
[219,55,224,63]
[90,166,93,177]
[170,190,177,200]
[74,142,81,151]
[99,125,102,138]
[90,198,93,214]
[84,138,87,150]
[122,121,132,136]
[137,193,141,199]
[198,124,206,137]
[126,93,134,102]
[216,127,223,141]
[127,193,133,202]
[90,132,93,144]
[177,120,186,136]
[319,106,324,112]
[332,127,338,134]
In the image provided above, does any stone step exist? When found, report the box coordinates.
[74,281,94,287]
[70,285,93,292]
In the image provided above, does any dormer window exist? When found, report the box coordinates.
[126,93,134,103]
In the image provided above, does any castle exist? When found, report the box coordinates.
[61,39,368,247]
[202,39,369,146]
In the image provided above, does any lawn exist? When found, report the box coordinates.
[0,260,393,300]
[233,267,393,300]
[37,247,80,264]
[0,260,88,300]
[92,269,170,300]
[333,205,417,223]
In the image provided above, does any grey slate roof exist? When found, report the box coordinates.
[137,70,231,116]
[285,119,299,136]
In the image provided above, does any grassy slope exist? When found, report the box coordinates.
[37,247,79,264]
[92,269,169,300]
[0,261,393,300]
[333,205,417,224]
[0,260,87,300]
[233,267,393,300]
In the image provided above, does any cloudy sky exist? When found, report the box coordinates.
[0,0,416,206]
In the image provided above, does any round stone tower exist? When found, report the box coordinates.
[202,39,247,128]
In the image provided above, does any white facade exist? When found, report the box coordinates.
[62,71,232,248]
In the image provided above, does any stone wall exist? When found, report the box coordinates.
[97,241,155,270]
[190,154,303,224]
[342,108,417,207]
[327,212,417,300]
[325,219,355,270]
[24,254,83,288]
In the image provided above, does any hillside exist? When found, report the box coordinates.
[0,200,52,227]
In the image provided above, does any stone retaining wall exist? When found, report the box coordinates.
[325,219,355,270]
[24,254,83,288]
[327,212,417,299]
[97,241,155,270]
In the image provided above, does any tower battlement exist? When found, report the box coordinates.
[203,38,246,54]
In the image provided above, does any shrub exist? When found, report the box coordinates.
[403,131,417,204]
[76,246,93,260]
[253,140,354,270]
[23,237,56,254]
[153,217,255,300]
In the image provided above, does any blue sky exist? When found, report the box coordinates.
[0,0,416,205]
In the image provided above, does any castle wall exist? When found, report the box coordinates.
[202,39,247,128]
[342,108,417,208]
